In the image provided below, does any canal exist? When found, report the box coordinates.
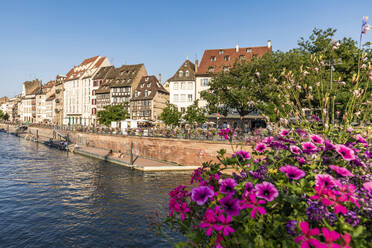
[0,133,190,247]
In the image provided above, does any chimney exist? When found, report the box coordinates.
[267,40,272,48]
[158,73,162,84]
[195,59,199,73]
[236,44,239,52]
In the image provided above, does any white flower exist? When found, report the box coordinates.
[308,86,313,91]
[323,108,327,115]
[315,82,320,87]
[296,85,302,90]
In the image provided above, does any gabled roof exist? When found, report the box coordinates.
[65,56,107,81]
[196,45,272,76]
[131,75,169,101]
[168,59,196,82]
[96,66,118,94]
[93,66,115,80]
[111,64,144,87]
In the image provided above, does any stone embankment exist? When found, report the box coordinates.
[0,124,251,171]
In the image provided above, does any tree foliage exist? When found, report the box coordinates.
[183,100,207,125]
[159,103,182,127]
[0,110,8,121]
[97,104,129,126]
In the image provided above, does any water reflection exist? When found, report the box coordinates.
[0,133,189,247]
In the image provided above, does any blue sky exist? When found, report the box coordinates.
[0,0,371,97]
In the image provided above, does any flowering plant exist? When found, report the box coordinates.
[163,128,371,247]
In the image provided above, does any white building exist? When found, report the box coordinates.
[168,59,196,112]
[195,42,273,108]
[63,56,110,126]
[45,94,56,123]
[20,80,42,123]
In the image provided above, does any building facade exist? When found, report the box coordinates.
[195,42,272,107]
[20,80,42,123]
[168,59,196,112]
[130,75,169,121]
[93,66,116,112]
[54,75,66,125]
[63,56,110,126]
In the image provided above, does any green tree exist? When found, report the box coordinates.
[0,110,3,120]
[3,113,9,121]
[97,104,129,126]
[159,103,182,127]
[183,100,207,126]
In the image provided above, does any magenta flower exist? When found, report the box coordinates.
[200,209,218,236]
[315,174,337,188]
[294,221,321,248]
[255,142,267,153]
[321,227,340,247]
[290,145,302,155]
[363,181,372,193]
[173,202,190,221]
[280,165,306,180]
[191,186,214,205]
[261,136,274,144]
[329,165,354,177]
[310,134,324,145]
[301,142,318,153]
[296,156,307,165]
[219,128,233,140]
[341,233,351,248]
[280,129,290,136]
[354,134,368,144]
[246,193,266,218]
[255,182,279,202]
[325,140,336,151]
[216,214,235,236]
[219,195,240,216]
[233,150,251,160]
[335,145,356,161]
[219,178,237,195]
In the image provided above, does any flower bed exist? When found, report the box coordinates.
[164,128,371,247]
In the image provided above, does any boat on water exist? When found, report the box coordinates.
[0,128,6,133]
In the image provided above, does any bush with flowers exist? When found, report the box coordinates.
[164,127,371,247]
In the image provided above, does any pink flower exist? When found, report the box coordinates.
[341,233,351,248]
[310,134,324,145]
[200,209,219,236]
[215,214,235,236]
[290,145,302,155]
[335,145,356,161]
[321,227,340,248]
[294,221,321,248]
[301,142,318,153]
[219,178,237,195]
[315,174,337,188]
[245,193,266,218]
[354,134,368,144]
[255,182,279,202]
[261,136,274,144]
[173,202,190,221]
[329,165,354,177]
[280,129,290,136]
[280,165,306,180]
[363,181,372,193]
[255,142,267,153]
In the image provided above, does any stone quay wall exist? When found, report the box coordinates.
[0,124,251,166]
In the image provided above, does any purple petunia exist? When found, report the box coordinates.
[233,150,251,160]
[219,178,237,195]
[191,186,214,205]
[315,174,337,188]
[301,142,317,153]
[280,129,290,137]
[329,165,354,177]
[310,134,324,145]
[280,165,306,180]
[255,182,279,202]
[255,142,267,153]
[324,140,336,151]
[290,145,302,155]
[219,195,240,216]
[335,144,356,161]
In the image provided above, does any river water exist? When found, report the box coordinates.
[0,133,190,247]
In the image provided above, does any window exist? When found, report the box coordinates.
[208,67,214,73]
[224,56,230,61]
[179,71,183,77]
[174,94,179,102]
[219,50,223,55]
[224,67,229,72]
[173,82,179,90]
[180,94,186,102]
[181,82,187,90]
[92,108,96,114]
[202,78,209,86]
[147,83,151,87]
[141,83,144,88]
[145,90,149,97]
[187,82,193,90]
[185,70,190,77]
[246,48,252,53]
[188,94,193,102]
[210,56,216,62]
[92,90,96,96]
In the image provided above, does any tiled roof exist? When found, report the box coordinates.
[93,66,114,80]
[65,56,106,81]
[168,59,196,81]
[95,66,118,94]
[196,45,272,76]
[43,80,55,88]
[111,64,144,87]
[131,75,169,101]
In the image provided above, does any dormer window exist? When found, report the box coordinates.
[185,70,189,77]
[224,56,230,61]
[219,50,223,55]
[246,48,252,53]
[179,71,183,77]
[141,84,144,88]
[210,56,216,62]
[147,83,151,87]
[145,77,149,81]
[208,67,214,73]
[144,90,148,97]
